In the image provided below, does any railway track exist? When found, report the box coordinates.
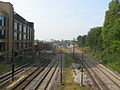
[7,53,61,90]
[0,53,46,79]
[10,58,53,90]
[76,53,120,90]
[34,55,61,90]
[0,53,52,88]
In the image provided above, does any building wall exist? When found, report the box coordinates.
[13,18,34,54]
[0,1,34,61]
[0,1,14,61]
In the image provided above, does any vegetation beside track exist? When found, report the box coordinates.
[77,47,120,73]
[77,0,120,74]
[0,52,46,75]
[87,50,120,73]
[15,53,45,67]
[0,64,11,75]
[57,54,89,90]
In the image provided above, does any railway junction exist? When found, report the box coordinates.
[0,47,120,90]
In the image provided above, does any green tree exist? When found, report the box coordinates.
[77,35,87,47]
[102,0,120,53]
[86,27,102,51]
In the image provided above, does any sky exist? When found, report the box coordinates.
[2,0,111,40]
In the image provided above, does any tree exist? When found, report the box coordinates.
[86,27,102,51]
[101,0,120,53]
[77,35,87,47]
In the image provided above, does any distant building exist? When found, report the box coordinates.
[0,1,34,61]
[34,42,53,52]
[34,42,45,51]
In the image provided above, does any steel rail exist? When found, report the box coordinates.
[11,55,54,90]
[75,54,108,90]
[85,56,120,89]
[44,59,60,90]
[0,53,51,87]
[34,56,59,90]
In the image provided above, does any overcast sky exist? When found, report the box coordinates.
[2,0,111,40]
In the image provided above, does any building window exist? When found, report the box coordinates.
[14,22,18,30]
[19,43,21,48]
[17,33,19,40]
[29,36,31,40]
[31,36,33,40]
[23,34,26,40]
[26,35,27,40]
[29,29,31,34]
[23,43,26,48]
[29,42,31,47]
[0,16,5,26]
[19,43,23,48]
[23,26,26,33]
[19,33,22,40]
[0,56,5,61]
[21,42,23,48]
[27,28,29,34]
[26,28,28,33]
[19,24,22,32]
[14,43,17,49]
[25,42,27,48]
[0,30,6,39]
[30,36,32,40]
[28,35,29,40]
[28,42,29,47]
[30,42,32,47]
[14,32,17,40]
[0,42,5,51]
[17,43,19,49]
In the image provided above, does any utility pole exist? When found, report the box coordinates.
[81,53,84,86]
[12,49,15,81]
[61,39,63,85]
[73,38,75,59]
[66,41,68,54]
[79,38,84,86]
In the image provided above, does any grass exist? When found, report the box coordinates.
[14,52,46,68]
[64,54,73,68]
[0,53,45,75]
[15,54,37,67]
[57,54,89,90]
[0,64,11,75]
[82,47,120,73]
[108,61,120,73]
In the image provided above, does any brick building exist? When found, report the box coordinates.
[0,1,34,61]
